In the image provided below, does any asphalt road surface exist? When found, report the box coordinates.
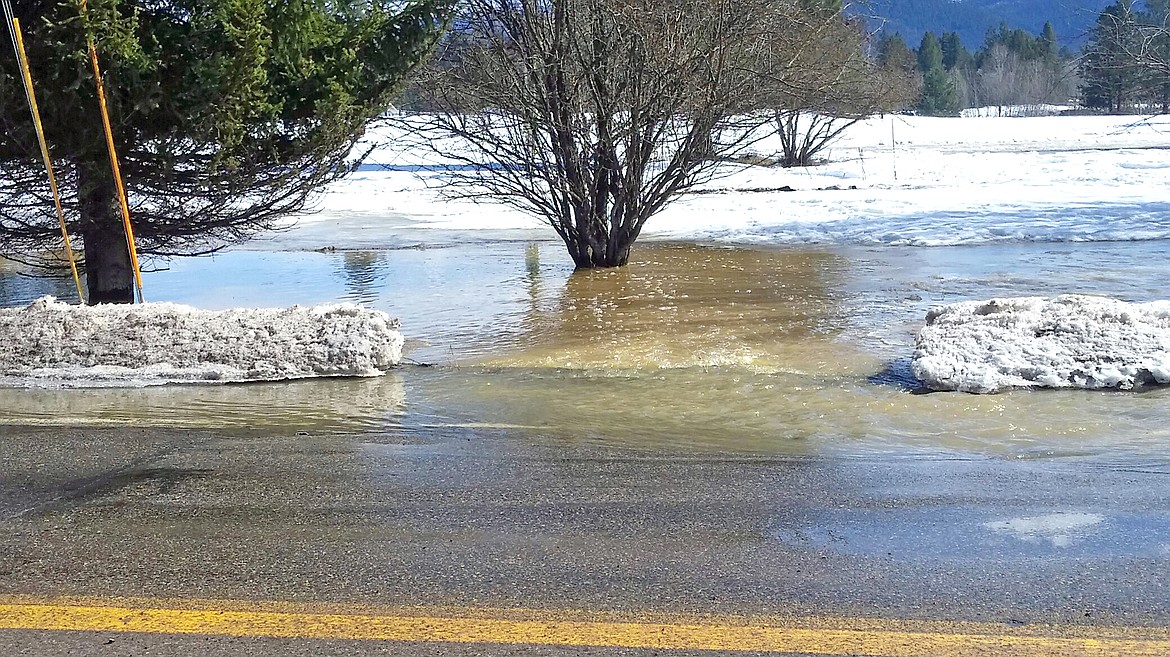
[2,424,1169,656]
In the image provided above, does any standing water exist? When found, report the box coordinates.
[3,240,1170,458]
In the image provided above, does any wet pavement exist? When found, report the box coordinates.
[2,423,1170,654]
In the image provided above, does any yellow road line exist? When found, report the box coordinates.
[0,600,1168,656]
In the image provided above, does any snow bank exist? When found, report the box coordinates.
[0,297,403,387]
[912,295,1170,393]
[959,104,1072,118]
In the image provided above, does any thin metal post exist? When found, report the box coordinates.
[2,2,85,303]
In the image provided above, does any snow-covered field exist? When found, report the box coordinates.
[281,112,1170,250]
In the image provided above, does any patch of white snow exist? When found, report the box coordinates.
[912,295,1170,393]
[0,297,403,387]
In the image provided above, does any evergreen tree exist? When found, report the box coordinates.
[863,0,1105,52]
[941,31,973,70]
[1041,21,1059,59]
[978,23,1050,64]
[917,31,962,114]
[877,33,917,73]
[918,65,960,115]
[917,31,944,72]
[0,0,451,303]
[1079,0,1143,111]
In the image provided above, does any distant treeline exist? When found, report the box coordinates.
[856,0,1113,50]
[882,0,1170,115]
[876,23,1075,115]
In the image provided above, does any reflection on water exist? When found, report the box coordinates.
[401,366,1170,455]
[3,241,1170,457]
[0,375,404,433]
[776,507,1170,559]
[983,512,1105,548]
[338,251,389,306]
[0,259,80,306]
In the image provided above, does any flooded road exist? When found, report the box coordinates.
[6,241,1170,654]
[3,240,1170,458]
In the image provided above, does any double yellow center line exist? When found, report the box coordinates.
[0,597,1168,656]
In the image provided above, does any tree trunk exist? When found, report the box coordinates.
[564,229,632,269]
[79,166,135,305]
[83,228,135,304]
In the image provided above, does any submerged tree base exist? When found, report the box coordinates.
[569,253,632,270]
[566,240,633,269]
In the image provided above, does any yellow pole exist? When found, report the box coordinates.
[10,17,85,303]
[79,0,144,303]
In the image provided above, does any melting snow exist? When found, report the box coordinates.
[0,297,403,388]
[912,295,1170,393]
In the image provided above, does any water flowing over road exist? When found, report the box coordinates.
[4,240,1170,458]
[5,240,1170,655]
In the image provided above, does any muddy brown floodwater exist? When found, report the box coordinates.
[3,241,1170,459]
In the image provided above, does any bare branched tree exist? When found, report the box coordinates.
[1079,1,1156,112]
[1114,3,1170,75]
[972,44,1077,114]
[762,12,915,167]
[400,0,818,269]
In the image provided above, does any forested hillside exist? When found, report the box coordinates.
[855,0,1115,48]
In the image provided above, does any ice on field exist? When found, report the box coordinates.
[0,297,403,387]
[912,295,1170,393]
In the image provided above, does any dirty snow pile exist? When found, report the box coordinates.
[912,295,1170,393]
[0,297,403,387]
